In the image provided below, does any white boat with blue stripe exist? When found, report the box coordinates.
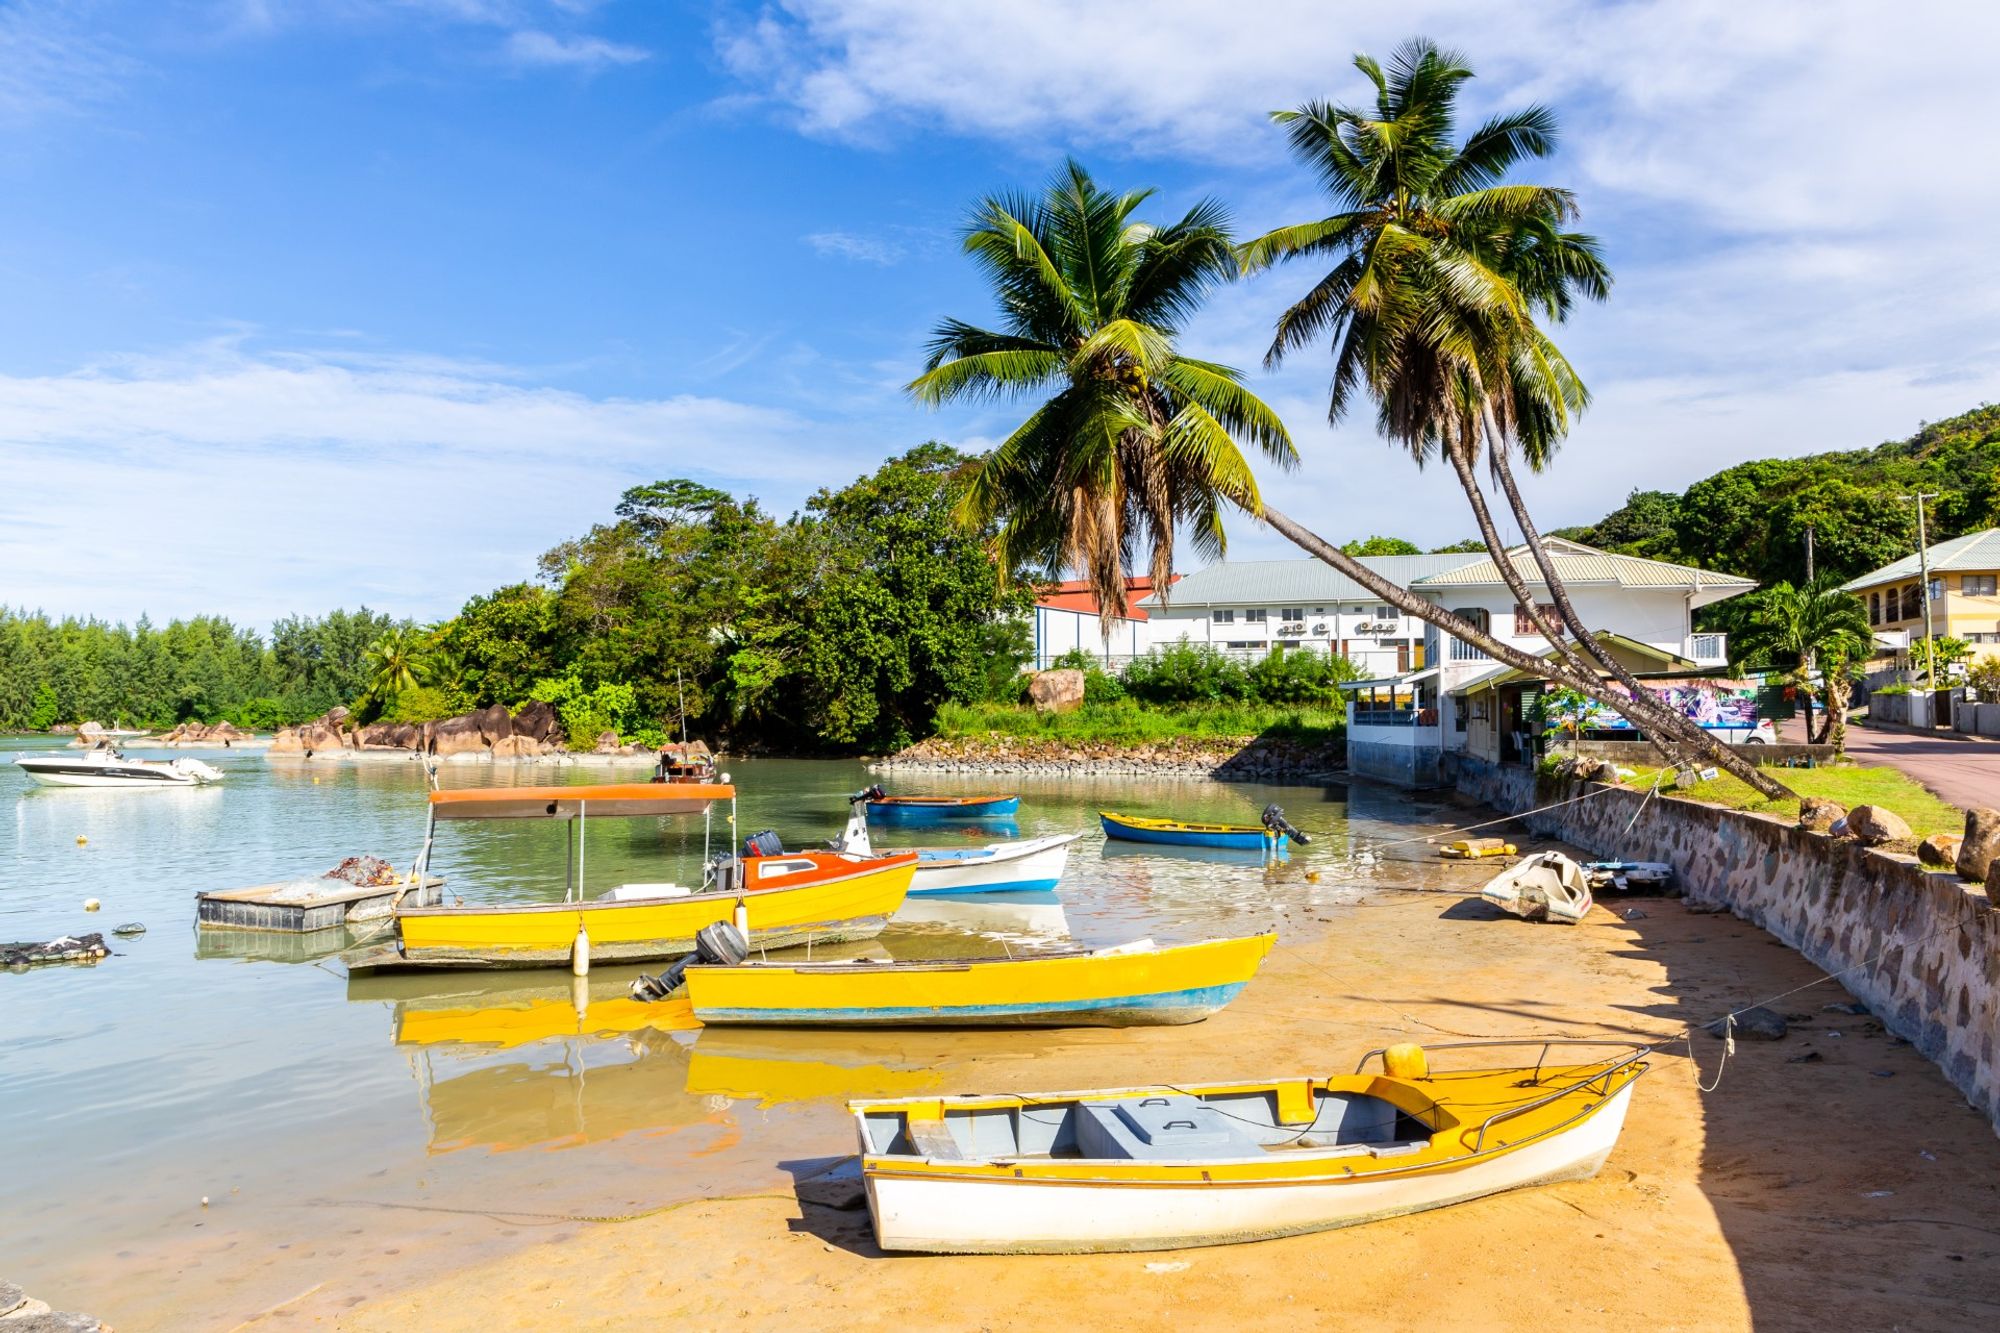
[837,788,1080,896]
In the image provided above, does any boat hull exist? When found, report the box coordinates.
[1098,812,1273,851]
[686,934,1272,1028]
[351,855,916,972]
[16,761,200,787]
[908,834,1076,896]
[863,1081,1634,1253]
[869,796,1019,821]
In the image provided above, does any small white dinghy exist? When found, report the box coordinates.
[14,745,225,789]
[1481,851,1593,924]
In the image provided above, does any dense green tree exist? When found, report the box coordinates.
[1428,538,1488,554]
[428,584,560,711]
[1339,535,1422,556]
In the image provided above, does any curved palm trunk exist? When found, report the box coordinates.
[1440,433,1784,796]
[1476,414,1791,801]
[1259,503,1792,799]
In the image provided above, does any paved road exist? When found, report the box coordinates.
[1781,716,2000,812]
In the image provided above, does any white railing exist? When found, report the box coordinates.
[1687,633,1728,665]
[1447,638,1491,662]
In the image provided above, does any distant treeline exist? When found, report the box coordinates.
[0,608,397,733]
[1,445,1034,751]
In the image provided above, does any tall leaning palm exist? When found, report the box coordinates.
[914,159,1771,766]
[909,160,1298,627]
[1243,38,1789,798]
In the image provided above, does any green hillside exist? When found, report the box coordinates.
[1552,403,2000,588]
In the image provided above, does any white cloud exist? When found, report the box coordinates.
[0,1,137,122]
[803,230,903,265]
[0,339,868,626]
[503,28,650,69]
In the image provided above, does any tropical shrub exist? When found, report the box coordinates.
[1122,643,1254,705]
[528,672,642,747]
[1245,648,1360,703]
[379,686,456,725]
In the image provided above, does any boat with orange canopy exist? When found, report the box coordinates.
[344,782,916,974]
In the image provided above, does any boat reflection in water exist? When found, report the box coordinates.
[354,972,708,1152]
[889,890,1070,940]
[685,1030,944,1108]
[1097,840,1276,868]
[193,923,361,964]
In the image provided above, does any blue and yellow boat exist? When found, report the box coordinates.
[1099,809,1306,851]
[682,933,1274,1028]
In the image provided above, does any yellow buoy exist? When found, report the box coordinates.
[83,898,101,912]
[76,835,87,846]
[1382,1043,1429,1080]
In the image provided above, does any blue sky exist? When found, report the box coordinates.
[5,0,1999,628]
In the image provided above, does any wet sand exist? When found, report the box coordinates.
[319,870,2000,1332]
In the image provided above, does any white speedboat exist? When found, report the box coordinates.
[835,787,1079,895]
[14,745,225,788]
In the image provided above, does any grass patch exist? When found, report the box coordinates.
[935,700,1345,746]
[1618,761,1962,840]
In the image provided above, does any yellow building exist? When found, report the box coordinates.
[1843,527,2000,663]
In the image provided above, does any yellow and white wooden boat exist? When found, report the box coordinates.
[851,1039,1649,1253]
[684,933,1274,1027]
[346,783,916,973]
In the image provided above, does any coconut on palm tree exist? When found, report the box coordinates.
[1242,38,1790,798]
[1735,575,1872,746]
[912,158,1788,782]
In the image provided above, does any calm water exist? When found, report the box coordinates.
[0,737,1468,1323]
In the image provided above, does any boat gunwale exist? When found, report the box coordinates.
[687,932,1271,978]
[392,851,919,919]
[1098,811,1267,836]
[856,1059,1647,1188]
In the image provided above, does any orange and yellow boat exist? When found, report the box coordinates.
[344,783,916,973]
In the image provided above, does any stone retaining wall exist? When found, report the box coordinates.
[1445,754,2000,1134]
[874,735,1345,782]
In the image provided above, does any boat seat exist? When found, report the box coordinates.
[1077,1095,1264,1161]
[905,1115,965,1160]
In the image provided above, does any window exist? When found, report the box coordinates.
[1885,586,1901,620]
[1212,609,1235,624]
[1965,574,1998,596]
[1928,578,1944,601]
[1869,592,1880,625]
[1452,607,1491,634]
[1513,603,1561,637]
[1245,608,1268,623]
[1280,607,1305,621]
[1376,605,1394,621]
[1907,583,1922,612]
[1312,607,1325,614]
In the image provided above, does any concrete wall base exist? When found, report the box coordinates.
[1445,753,2000,1136]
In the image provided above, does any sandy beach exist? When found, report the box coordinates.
[311,873,2000,1332]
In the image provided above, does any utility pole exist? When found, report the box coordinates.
[1804,525,1815,581]
[1898,492,1940,684]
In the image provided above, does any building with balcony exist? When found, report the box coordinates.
[1842,527,2000,666]
[1338,539,1756,786]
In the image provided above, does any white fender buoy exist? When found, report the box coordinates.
[733,899,749,942]
[571,924,591,976]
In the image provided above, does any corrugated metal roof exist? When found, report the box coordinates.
[1136,554,1472,608]
[1413,539,1755,591]
[1841,527,2000,591]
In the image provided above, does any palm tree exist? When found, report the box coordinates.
[913,159,1792,779]
[1242,38,1790,799]
[909,160,1298,627]
[362,627,427,704]
[1735,575,1872,745]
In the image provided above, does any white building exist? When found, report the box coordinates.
[1134,554,1472,677]
[1340,539,1753,786]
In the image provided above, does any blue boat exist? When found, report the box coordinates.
[866,793,1020,821]
[1099,808,1309,852]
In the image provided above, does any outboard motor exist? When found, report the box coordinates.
[631,920,750,1002]
[742,829,784,859]
[830,786,886,853]
[1261,804,1311,845]
[707,851,738,895]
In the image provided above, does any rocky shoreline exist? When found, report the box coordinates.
[265,704,655,763]
[871,734,1346,782]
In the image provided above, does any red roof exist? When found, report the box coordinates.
[1034,575,1178,622]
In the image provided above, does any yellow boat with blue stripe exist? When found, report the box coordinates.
[1099,806,1309,852]
[683,933,1275,1028]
